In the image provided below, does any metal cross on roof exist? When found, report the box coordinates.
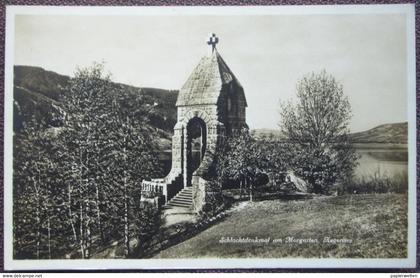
[207,33,219,52]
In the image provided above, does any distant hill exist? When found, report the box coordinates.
[14,65,407,147]
[252,122,408,144]
[14,65,70,101]
[13,65,178,139]
[349,122,407,144]
[251,128,285,140]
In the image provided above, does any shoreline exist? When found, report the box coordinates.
[353,142,407,150]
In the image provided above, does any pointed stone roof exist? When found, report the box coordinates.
[176,50,247,107]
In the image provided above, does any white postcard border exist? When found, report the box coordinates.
[3,4,417,270]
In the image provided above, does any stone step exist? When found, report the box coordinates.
[165,202,191,209]
[164,187,193,209]
[174,195,192,200]
[173,192,191,198]
[178,193,193,197]
[170,201,191,206]
[173,193,191,199]
[176,193,192,198]
[169,198,192,205]
[176,193,192,197]
[173,196,191,201]
[165,205,190,209]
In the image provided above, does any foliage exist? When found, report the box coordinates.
[100,80,162,257]
[280,70,351,147]
[134,202,163,253]
[13,63,163,259]
[13,118,65,259]
[252,138,293,188]
[215,129,270,201]
[200,180,227,218]
[279,70,358,194]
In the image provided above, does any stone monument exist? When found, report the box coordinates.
[142,34,248,212]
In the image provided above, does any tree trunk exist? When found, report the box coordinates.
[124,185,129,258]
[85,202,92,259]
[239,178,243,200]
[78,149,86,259]
[95,185,104,243]
[47,216,51,259]
[79,202,85,259]
[123,132,130,258]
[34,180,41,260]
[249,179,253,202]
[36,204,40,260]
[86,224,91,258]
[68,183,78,245]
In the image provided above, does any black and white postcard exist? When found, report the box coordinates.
[3,4,416,270]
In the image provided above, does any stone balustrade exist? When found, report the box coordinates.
[141,180,167,201]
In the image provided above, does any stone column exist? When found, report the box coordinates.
[192,121,226,212]
[182,125,189,188]
[166,122,184,183]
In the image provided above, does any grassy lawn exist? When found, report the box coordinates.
[154,193,407,258]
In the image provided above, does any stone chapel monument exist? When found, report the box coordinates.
[141,34,248,212]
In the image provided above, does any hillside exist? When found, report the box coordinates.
[253,122,408,144]
[350,122,407,144]
[13,65,178,137]
[14,65,70,101]
[14,65,407,146]
[251,128,285,140]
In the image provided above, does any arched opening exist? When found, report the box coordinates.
[186,117,207,187]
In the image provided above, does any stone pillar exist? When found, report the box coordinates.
[182,125,188,188]
[171,124,183,173]
[192,121,226,212]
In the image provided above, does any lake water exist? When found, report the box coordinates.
[160,144,409,179]
[355,146,408,178]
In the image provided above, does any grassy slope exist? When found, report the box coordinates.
[155,194,407,258]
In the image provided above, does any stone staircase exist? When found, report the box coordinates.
[164,187,193,209]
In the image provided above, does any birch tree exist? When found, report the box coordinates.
[101,85,161,257]
[13,118,59,259]
[15,62,164,259]
[58,63,110,258]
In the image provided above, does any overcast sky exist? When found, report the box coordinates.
[14,12,408,132]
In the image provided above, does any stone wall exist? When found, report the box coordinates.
[192,176,209,213]
[217,84,248,135]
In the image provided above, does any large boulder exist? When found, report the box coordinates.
[286,171,308,193]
